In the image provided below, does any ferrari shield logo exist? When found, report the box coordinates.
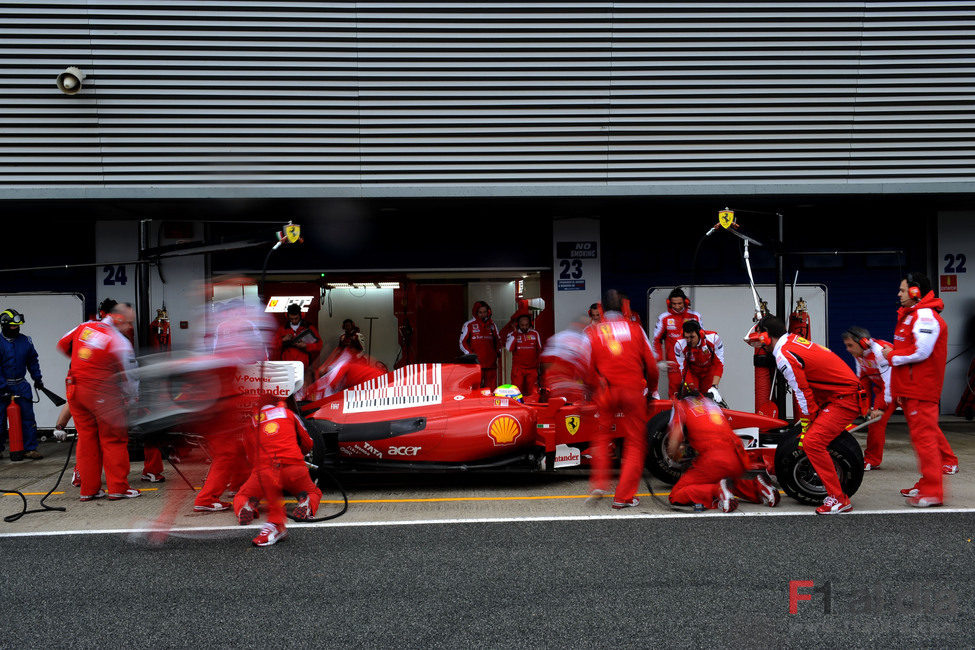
[285,224,301,243]
[564,415,581,436]
[718,210,735,229]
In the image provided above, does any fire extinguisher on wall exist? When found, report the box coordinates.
[788,297,811,340]
[148,305,172,351]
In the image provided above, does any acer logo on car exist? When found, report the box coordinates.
[388,446,421,456]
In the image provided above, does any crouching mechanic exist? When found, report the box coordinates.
[673,320,724,396]
[748,316,864,515]
[666,391,779,512]
[234,397,322,547]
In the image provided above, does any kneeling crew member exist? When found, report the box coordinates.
[666,391,779,512]
[748,316,863,515]
[234,398,322,547]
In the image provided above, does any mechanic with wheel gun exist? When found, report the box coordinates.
[234,395,322,547]
[666,390,780,512]
[884,272,959,508]
[672,320,724,397]
[0,308,45,460]
[842,326,895,471]
[586,290,659,509]
[747,316,865,515]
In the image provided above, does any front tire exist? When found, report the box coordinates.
[773,431,864,505]
[645,409,694,485]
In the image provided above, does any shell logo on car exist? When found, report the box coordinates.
[488,414,522,446]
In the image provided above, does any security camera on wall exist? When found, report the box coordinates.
[56,67,86,95]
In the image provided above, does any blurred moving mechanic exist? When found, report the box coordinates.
[57,304,140,500]
[234,395,322,547]
[673,320,724,398]
[459,301,501,390]
[275,303,323,372]
[883,272,959,507]
[666,391,779,512]
[192,295,277,512]
[506,312,542,398]
[842,326,894,471]
[586,290,658,509]
[539,316,592,404]
[652,288,703,398]
[0,308,45,460]
[748,316,863,515]
[298,348,385,402]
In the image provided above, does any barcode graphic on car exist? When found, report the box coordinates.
[344,363,444,413]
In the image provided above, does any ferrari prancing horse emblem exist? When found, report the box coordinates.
[565,415,581,436]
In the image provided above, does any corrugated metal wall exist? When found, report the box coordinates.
[1,1,973,196]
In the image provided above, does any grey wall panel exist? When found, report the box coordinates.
[0,1,973,195]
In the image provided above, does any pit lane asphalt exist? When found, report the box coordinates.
[2,419,975,646]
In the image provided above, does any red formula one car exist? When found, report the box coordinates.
[301,361,864,504]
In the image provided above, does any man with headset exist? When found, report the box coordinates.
[0,308,45,460]
[652,288,703,398]
[673,320,724,398]
[883,272,958,507]
[746,315,863,514]
[841,326,895,471]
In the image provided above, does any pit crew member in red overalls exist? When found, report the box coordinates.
[672,320,724,396]
[666,392,779,511]
[652,288,703,398]
[234,397,322,547]
[459,301,501,390]
[506,313,542,398]
[586,290,659,509]
[842,326,895,471]
[275,304,323,373]
[337,319,365,354]
[884,273,958,507]
[748,316,863,515]
[192,297,276,512]
[56,305,140,501]
[540,317,592,404]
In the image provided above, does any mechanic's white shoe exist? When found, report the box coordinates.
[140,473,165,483]
[900,487,920,498]
[717,479,737,513]
[586,488,608,504]
[108,488,141,500]
[237,499,258,526]
[611,497,639,510]
[79,489,106,502]
[943,464,959,475]
[907,496,943,508]
[291,492,314,521]
[194,501,231,512]
[756,474,780,507]
[252,523,287,547]
[815,495,852,515]
[864,462,878,471]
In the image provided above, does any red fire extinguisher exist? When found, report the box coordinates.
[148,306,172,351]
[6,395,24,462]
[788,297,811,340]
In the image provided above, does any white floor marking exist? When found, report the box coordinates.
[1,506,974,539]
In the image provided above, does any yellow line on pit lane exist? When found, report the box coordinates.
[315,492,673,504]
[2,488,162,497]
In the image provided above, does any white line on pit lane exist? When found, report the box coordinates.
[1,506,975,539]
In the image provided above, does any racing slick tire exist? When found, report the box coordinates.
[645,409,694,485]
[773,431,864,505]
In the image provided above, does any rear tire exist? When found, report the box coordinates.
[645,409,694,485]
[773,431,864,505]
